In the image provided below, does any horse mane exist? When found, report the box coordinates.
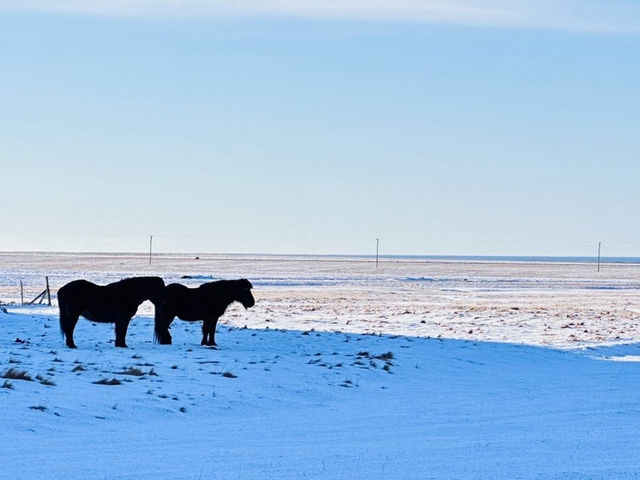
[198,279,252,293]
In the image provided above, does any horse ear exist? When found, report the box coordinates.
[242,279,253,289]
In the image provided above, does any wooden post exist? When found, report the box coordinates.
[20,280,24,306]
[28,291,44,305]
[149,235,153,265]
[45,276,51,306]
[597,241,601,273]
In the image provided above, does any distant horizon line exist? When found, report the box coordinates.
[2,250,639,264]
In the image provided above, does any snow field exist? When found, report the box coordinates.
[1,306,640,479]
[2,253,640,479]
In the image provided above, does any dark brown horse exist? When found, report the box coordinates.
[155,279,254,346]
[58,276,165,348]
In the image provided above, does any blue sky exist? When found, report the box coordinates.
[1,2,639,256]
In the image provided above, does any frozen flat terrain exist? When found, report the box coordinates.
[3,251,640,347]
[1,252,640,479]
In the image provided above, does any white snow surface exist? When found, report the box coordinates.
[1,252,640,479]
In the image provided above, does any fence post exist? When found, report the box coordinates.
[45,276,51,306]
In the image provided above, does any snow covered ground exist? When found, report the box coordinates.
[1,252,640,479]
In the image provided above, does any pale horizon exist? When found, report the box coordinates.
[0,246,633,260]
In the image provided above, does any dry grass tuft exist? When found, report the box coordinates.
[36,375,56,386]
[1,368,33,381]
[374,352,394,361]
[93,378,122,386]
[116,367,145,376]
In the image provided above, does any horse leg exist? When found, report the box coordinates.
[207,317,219,346]
[201,318,213,346]
[154,307,173,345]
[60,307,80,349]
[157,323,173,345]
[115,316,131,348]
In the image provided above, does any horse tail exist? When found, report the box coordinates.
[57,286,68,341]
[57,281,81,348]
[153,302,172,345]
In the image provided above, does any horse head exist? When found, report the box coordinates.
[235,279,255,309]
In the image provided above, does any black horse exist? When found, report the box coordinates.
[155,279,255,346]
[58,276,165,348]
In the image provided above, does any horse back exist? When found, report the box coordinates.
[58,279,103,308]
[164,283,212,320]
[104,276,164,304]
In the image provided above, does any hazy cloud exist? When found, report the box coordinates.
[0,0,638,32]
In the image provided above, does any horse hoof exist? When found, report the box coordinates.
[115,343,128,348]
